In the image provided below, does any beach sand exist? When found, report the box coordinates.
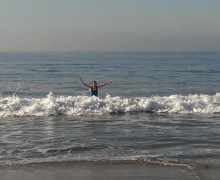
[1,161,219,180]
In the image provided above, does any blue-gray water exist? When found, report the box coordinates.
[0,51,220,168]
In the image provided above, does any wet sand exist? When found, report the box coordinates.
[0,161,219,180]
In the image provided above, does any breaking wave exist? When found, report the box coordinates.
[0,92,220,117]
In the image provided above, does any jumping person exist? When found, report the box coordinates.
[79,78,112,97]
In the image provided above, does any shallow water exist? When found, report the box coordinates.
[0,51,220,168]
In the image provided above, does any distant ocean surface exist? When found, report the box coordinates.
[0,51,220,169]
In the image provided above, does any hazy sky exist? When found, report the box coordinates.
[0,0,220,51]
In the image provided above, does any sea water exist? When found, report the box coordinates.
[0,51,220,168]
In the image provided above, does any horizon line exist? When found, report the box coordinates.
[0,50,220,53]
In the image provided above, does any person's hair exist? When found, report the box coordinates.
[92,81,97,84]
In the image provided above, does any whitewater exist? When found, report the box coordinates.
[1,92,220,117]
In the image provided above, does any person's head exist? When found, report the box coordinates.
[91,81,97,87]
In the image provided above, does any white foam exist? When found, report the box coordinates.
[0,92,220,117]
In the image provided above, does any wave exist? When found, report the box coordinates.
[0,150,196,169]
[0,92,220,117]
[6,159,197,170]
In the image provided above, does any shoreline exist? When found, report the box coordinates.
[1,161,219,180]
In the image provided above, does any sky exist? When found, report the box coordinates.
[0,0,220,52]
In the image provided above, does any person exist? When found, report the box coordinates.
[79,78,112,97]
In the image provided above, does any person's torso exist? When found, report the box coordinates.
[89,87,98,96]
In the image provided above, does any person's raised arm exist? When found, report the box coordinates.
[97,80,112,88]
[79,78,91,89]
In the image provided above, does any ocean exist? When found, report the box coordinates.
[0,51,220,178]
